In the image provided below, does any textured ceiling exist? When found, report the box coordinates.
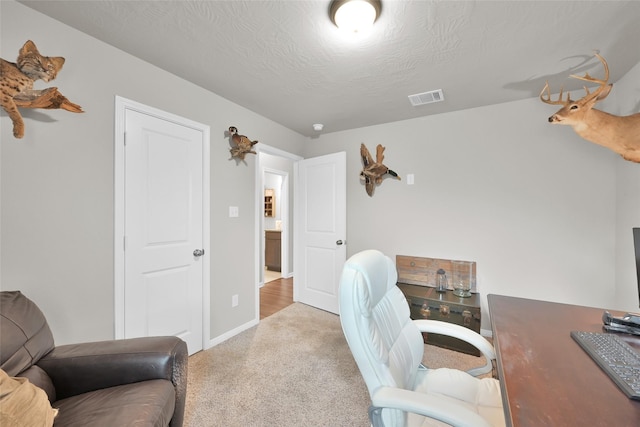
[17,0,640,137]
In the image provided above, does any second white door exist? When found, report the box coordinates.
[124,107,206,355]
[294,152,346,314]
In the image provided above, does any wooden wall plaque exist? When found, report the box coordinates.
[396,255,477,292]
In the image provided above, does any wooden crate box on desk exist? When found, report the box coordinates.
[396,255,481,356]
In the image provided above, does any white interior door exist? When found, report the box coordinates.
[123,107,206,355]
[294,152,346,314]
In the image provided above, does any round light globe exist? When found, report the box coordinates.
[333,0,378,33]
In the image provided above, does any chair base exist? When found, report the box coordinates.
[369,406,384,427]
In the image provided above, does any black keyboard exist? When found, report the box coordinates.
[571,331,640,400]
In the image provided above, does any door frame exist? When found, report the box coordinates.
[254,144,302,320]
[113,96,210,348]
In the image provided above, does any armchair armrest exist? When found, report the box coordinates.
[371,386,492,427]
[36,336,187,400]
[413,319,495,376]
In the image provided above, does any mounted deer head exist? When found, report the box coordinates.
[540,53,640,163]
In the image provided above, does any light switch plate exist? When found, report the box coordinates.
[229,206,239,217]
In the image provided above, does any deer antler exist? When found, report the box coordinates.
[540,82,571,106]
[539,53,611,106]
[569,53,610,103]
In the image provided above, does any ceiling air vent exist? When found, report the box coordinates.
[408,89,444,106]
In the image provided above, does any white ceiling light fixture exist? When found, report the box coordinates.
[329,0,382,34]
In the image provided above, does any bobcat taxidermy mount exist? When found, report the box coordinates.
[0,40,83,139]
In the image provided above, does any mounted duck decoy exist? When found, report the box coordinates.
[360,143,400,197]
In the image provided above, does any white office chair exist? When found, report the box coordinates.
[339,250,505,427]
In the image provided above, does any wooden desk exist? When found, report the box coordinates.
[488,295,640,427]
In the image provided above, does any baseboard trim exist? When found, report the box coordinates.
[206,318,259,349]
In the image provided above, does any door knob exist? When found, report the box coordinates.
[336,240,344,246]
[193,249,205,257]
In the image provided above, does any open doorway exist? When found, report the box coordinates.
[255,145,302,320]
[263,169,287,282]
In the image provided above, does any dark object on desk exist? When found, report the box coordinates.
[603,310,640,335]
[571,331,640,400]
[0,290,188,426]
[398,283,481,356]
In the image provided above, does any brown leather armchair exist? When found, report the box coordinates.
[0,290,188,426]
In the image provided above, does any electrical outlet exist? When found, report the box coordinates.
[229,206,239,217]
[232,294,239,307]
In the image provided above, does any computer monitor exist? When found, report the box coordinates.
[634,228,640,309]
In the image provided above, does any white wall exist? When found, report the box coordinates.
[303,95,619,329]
[609,60,640,312]
[0,1,306,345]
[2,0,638,344]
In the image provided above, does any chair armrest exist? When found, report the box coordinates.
[37,336,188,400]
[371,386,492,427]
[413,319,495,376]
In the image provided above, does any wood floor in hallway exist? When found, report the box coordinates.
[260,277,293,320]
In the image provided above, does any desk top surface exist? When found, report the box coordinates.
[488,294,640,427]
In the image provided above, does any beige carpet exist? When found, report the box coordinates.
[184,302,488,427]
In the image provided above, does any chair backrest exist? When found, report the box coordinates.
[339,250,424,425]
[0,291,55,376]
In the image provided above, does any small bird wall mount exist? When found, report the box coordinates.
[227,126,258,161]
[0,40,83,139]
[359,143,401,197]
